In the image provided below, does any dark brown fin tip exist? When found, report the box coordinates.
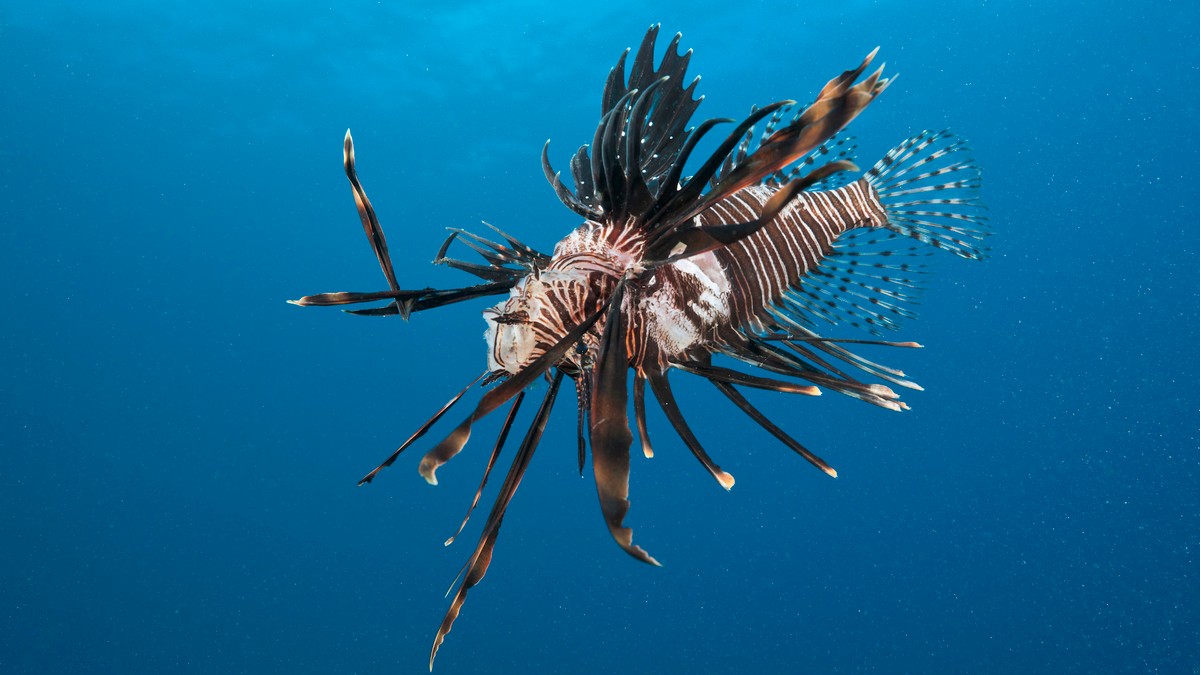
[430,371,565,671]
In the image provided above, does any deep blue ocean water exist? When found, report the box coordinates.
[3,1,1197,673]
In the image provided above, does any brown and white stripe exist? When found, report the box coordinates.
[625,178,889,368]
[709,179,888,330]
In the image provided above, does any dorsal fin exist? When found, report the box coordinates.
[544,28,891,264]
[545,28,890,256]
[543,25,701,222]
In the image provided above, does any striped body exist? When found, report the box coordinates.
[484,178,889,375]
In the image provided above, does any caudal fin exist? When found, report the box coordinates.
[865,130,989,259]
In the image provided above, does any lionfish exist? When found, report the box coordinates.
[292,25,986,669]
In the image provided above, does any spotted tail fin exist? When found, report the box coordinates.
[865,130,989,259]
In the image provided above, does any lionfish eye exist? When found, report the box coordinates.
[575,341,589,355]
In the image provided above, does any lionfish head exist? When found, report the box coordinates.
[481,279,542,376]
[482,268,602,376]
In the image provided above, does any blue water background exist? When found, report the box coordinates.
[3,1,1197,672]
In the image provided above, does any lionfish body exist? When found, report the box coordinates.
[292,26,987,669]
[493,178,893,373]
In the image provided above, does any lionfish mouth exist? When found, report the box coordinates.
[290,23,988,670]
